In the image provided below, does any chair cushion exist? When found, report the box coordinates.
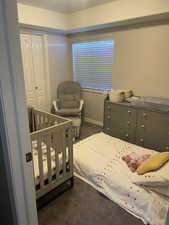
[58,94,80,109]
[56,108,81,116]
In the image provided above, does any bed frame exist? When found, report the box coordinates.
[30,109,73,200]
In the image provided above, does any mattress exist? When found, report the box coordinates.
[32,141,69,185]
[74,132,169,225]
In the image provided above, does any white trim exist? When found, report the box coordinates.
[0,84,18,224]
[0,0,38,225]
[19,23,67,35]
[19,13,169,35]
[81,88,108,95]
[84,117,103,127]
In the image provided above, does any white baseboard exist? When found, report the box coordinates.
[84,117,103,127]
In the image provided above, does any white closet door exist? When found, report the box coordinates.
[31,35,48,111]
[20,34,49,111]
[20,34,36,108]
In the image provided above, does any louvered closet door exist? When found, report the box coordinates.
[20,34,37,108]
[20,34,48,111]
[31,35,48,111]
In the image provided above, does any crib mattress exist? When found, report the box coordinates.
[74,132,169,225]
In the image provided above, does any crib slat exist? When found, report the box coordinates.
[54,132,59,179]
[68,128,73,174]
[46,134,52,183]
[37,137,44,189]
[40,115,43,129]
[62,130,66,177]
[40,113,44,129]
[34,113,39,130]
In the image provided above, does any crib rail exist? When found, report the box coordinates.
[30,110,73,199]
[32,109,67,131]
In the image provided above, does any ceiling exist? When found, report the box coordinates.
[17,0,117,13]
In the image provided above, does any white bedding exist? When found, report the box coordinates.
[32,142,69,185]
[74,132,169,225]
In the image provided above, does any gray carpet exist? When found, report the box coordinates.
[78,121,102,141]
[38,177,143,225]
[38,122,144,225]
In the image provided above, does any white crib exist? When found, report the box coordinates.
[29,109,73,199]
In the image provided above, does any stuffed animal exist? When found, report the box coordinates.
[122,155,131,163]
[122,154,151,172]
[122,155,137,172]
[136,154,151,167]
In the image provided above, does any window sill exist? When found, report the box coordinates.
[81,88,109,95]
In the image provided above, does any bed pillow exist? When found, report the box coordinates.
[131,156,169,187]
[136,152,169,175]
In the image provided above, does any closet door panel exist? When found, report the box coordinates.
[20,34,36,107]
[31,35,47,111]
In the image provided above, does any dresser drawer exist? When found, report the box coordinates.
[111,104,136,121]
[136,110,169,151]
[104,102,112,117]
[136,137,169,152]
[104,103,137,143]
[111,126,135,143]
[103,100,169,152]
[103,102,112,135]
[159,141,169,152]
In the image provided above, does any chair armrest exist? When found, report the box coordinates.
[79,99,84,111]
[52,100,59,112]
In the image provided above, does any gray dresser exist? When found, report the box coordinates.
[103,100,169,152]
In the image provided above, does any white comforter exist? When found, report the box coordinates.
[74,132,169,225]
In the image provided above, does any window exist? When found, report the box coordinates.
[72,40,114,90]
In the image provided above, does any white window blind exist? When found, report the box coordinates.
[72,40,114,90]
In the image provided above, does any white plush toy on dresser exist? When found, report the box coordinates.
[109,89,133,103]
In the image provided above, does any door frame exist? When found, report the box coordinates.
[20,31,51,112]
[0,0,38,225]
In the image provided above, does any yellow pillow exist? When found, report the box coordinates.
[136,152,169,175]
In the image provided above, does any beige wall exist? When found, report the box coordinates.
[69,22,169,124]
[69,0,169,30]
[17,3,68,30]
[47,34,73,101]
[17,1,169,32]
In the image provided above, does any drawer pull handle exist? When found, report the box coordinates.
[125,134,129,138]
[127,121,131,125]
[141,124,145,128]
[107,116,111,119]
[107,106,111,109]
[128,110,131,114]
[166,146,169,150]
[107,128,110,131]
[143,113,147,118]
[140,138,144,142]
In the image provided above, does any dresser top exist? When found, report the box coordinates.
[105,100,169,114]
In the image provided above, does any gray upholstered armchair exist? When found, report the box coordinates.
[52,81,84,138]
